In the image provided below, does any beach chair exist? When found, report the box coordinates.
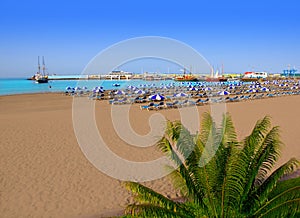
[140,102,155,110]
[109,98,119,104]
[147,103,159,111]
[170,100,180,108]
[195,99,204,106]
[229,96,239,102]
[255,94,264,99]
[178,100,189,107]
[211,97,223,103]
[155,101,166,110]
[188,100,196,106]
[244,95,251,100]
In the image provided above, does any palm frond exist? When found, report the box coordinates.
[219,113,238,146]
[240,126,282,213]
[223,116,272,210]
[254,158,299,204]
[125,203,192,217]
[269,176,300,198]
[253,126,282,186]
[214,114,238,190]
[123,182,182,211]
[166,165,189,197]
[199,112,215,145]
[157,131,208,208]
[258,199,300,218]
[123,114,300,218]
[253,185,300,217]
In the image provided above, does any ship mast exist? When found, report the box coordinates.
[42,56,46,76]
[221,63,224,75]
[38,56,41,74]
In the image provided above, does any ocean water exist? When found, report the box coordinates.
[0,78,177,96]
[0,78,243,96]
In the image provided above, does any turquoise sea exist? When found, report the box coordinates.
[0,78,176,96]
[0,78,244,96]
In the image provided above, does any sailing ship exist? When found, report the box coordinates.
[35,56,48,83]
[205,66,228,82]
[174,68,198,82]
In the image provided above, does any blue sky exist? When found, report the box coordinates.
[0,0,299,77]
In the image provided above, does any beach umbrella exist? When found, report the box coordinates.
[66,86,72,90]
[189,87,199,91]
[261,87,269,92]
[93,87,104,93]
[291,86,298,90]
[114,90,126,95]
[174,92,188,98]
[161,86,170,89]
[149,94,165,101]
[247,89,258,93]
[127,85,136,89]
[74,87,81,91]
[204,87,212,91]
[218,90,230,95]
[135,89,146,95]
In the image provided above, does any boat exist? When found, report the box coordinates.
[174,68,198,81]
[35,56,48,83]
[205,67,228,82]
[105,70,132,80]
[240,71,268,82]
[205,77,228,82]
[36,75,48,83]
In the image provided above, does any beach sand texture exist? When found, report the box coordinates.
[1,93,300,217]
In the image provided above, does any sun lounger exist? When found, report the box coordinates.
[155,102,166,110]
[140,102,155,110]
[166,100,180,108]
[178,100,189,107]
[229,96,239,102]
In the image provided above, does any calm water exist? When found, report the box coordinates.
[0,78,176,96]
[0,78,244,96]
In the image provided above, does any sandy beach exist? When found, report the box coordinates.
[1,93,300,218]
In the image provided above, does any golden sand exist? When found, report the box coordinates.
[0,93,299,217]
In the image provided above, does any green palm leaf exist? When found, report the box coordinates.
[122,114,300,218]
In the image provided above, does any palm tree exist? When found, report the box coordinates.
[123,113,300,217]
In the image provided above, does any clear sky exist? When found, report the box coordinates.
[0,0,299,78]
